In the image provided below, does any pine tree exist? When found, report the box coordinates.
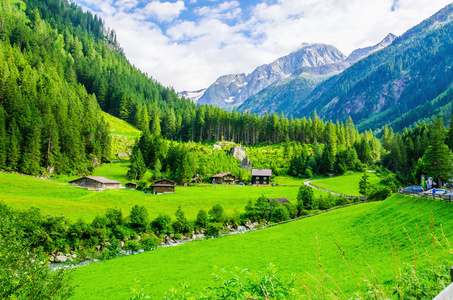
[422,116,453,187]
[7,118,21,171]
[359,172,371,197]
[0,107,7,169]
[128,148,146,180]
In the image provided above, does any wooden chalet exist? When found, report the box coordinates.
[268,198,291,205]
[69,176,121,190]
[211,172,237,184]
[191,174,202,184]
[252,169,272,185]
[151,178,176,194]
[125,182,137,190]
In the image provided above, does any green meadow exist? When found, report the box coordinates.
[70,194,453,299]
[310,171,382,196]
[101,111,141,137]
[0,171,329,223]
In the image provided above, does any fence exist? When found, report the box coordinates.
[398,190,453,202]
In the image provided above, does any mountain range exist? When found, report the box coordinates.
[181,33,397,111]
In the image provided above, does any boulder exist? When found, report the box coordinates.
[118,152,129,158]
[56,251,63,257]
[239,157,252,170]
[54,255,67,263]
[229,146,246,161]
[91,157,100,168]
[212,144,222,151]
[71,253,77,259]
[49,256,55,263]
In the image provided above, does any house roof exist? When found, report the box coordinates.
[151,184,175,187]
[69,176,121,184]
[211,172,235,178]
[252,169,272,176]
[155,178,176,185]
[268,198,291,205]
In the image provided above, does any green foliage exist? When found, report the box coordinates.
[128,148,146,180]
[422,115,453,187]
[140,233,161,251]
[123,240,140,252]
[151,214,173,235]
[253,195,271,221]
[358,172,371,197]
[204,223,224,237]
[129,205,149,232]
[270,205,290,223]
[297,185,315,211]
[0,203,73,299]
[208,204,226,223]
[282,202,297,219]
[173,206,192,235]
[195,209,208,228]
[368,186,392,201]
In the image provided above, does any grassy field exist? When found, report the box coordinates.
[101,111,141,137]
[0,171,329,223]
[310,171,382,196]
[70,194,453,299]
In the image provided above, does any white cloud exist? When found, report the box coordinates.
[76,0,453,91]
[143,1,186,22]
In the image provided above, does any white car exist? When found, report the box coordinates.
[422,189,447,195]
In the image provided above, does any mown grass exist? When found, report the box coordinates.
[70,194,453,299]
[0,171,329,223]
[101,111,141,137]
[310,171,382,196]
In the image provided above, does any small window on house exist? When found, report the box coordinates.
[263,177,267,180]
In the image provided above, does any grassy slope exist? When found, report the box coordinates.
[311,172,382,196]
[101,112,141,137]
[70,195,453,299]
[0,171,328,222]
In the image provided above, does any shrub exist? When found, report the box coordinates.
[297,185,315,212]
[368,186,392,201]
[282,203,298,219]
[270,206,290,223]
[335,196,350,206]
[123,240,140,252]
[173,206,192,234]
[151,214,173,235]
[208,204,226,223]
[129,205,149,232]
[196,209,208,228]
[174,233,182,240]
[205,223,223,237]
[140,233,161,250]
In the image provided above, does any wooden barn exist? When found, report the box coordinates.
[191,174,202,184]
[268,198,291,205]
[252,169,272,185]
[69,176,122,190]
[211,172,237,184]
[125,182,137,190]
[151,178,176,194]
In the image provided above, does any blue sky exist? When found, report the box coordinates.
[75,0,453,91]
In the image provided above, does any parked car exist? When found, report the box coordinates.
[422,189,447,195]
[442,192,453,199]
[402,186,425,193]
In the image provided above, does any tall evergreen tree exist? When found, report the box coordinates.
[7,118,21,171]
[422,115,453,187]
[128,148,146,180]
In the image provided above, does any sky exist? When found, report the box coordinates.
[74,0,453,92]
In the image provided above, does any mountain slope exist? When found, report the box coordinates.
[195,44,346,110]
[238,34,396,115]
[294,4,453,132]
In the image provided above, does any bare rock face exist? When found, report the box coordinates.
[229,146,246,161]
[239,157,252,170]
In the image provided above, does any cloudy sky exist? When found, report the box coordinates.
[75,0,452,92]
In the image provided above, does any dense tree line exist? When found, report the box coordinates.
[381,115,453,186]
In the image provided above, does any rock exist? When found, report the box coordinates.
[91,157,100,168]
[237,226,246,233]
[55,255,67,263]
[70,251,75,255]
[118,152,128,158]
[239,157,252,170]
[71,254,77,259]
[136,236,141,241]
[49,256,55,263]
[67,256,73,263]
[212,144,222,151]
[229,146,246,161]
[65,253,71,257]
[56,252,63,256]
[104,242,111,247]
[120,241,124,248]
[96,245,101,250]
[169,233,174,239]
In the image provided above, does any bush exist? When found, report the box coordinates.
[140,233,161,250]
[151,214,173,235]
[316,195,335,210]
[282,203,298,219]
[196,209,208,228]
[335,196,350,206]
[205,223,224,237]
[270,206,290,223]
[209,204,226,223]
[174,233,182,240]
[123,240,140,252]
[129,205,149,232]
[368,186,392,201]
